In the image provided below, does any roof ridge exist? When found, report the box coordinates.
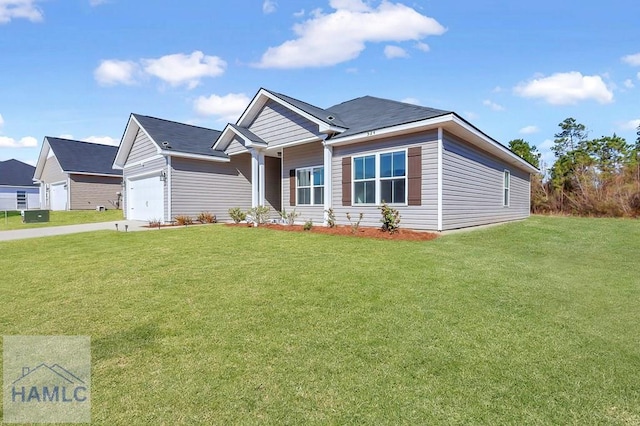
[45,136,119,147]
[132,113,221,133]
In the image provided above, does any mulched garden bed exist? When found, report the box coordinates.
[226,223,439,241]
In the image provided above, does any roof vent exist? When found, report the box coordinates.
[161,141,172,149]
[326,115,335,121]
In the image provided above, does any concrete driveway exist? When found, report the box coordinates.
[0,220,150,242]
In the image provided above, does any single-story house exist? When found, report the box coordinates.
[114,89,538,231]
[0,159,40,210]
[33,137,122,210]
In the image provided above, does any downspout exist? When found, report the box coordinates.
[167,156,172,224]
[437,128,443,232]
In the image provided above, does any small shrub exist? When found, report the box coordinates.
[175,215,193,226]
[247,205,271,226]
[285,209,299,225]
[148,218,161,228]
[228,207,246,224]
[379,202,401,233]
[197,211,217,224]
[325,208,336,228]
[346,212,363,234]
[303,219,313,231]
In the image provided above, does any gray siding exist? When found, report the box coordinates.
[69,174,122,211]
[282,141,325,223]
[126,129,159,165]
[41,155,66,184]
[441,131,530,230]
[170,155,252,222]
[249,99,322,148]
[331,131,439,230]
[226,137,248,155]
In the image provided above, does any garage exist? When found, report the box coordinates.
[50,182,68,211]
[127,174,164,221]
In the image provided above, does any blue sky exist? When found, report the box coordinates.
[1,0,639,172]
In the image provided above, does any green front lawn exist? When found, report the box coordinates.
[1,216,639,424]
[0,209,123,231]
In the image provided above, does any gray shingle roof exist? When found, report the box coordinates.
[0,159,37,186]
[269,91,348,128]
[228,124,266,144]
[46,137,122,176]
[326,96,451,138]
[133,114,226,158]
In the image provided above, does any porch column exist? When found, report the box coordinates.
[251,149,259,207]
[323,142,333,224]
[258,150,266,206]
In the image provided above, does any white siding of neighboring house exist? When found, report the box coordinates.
[331,131,439,230]
[248,99,323,148]
[441,131,530,230]
[282,141,325,223]
[170,154,252,222]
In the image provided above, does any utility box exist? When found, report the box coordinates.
[23,210,50,223]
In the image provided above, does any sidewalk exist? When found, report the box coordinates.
[0,220,150,242]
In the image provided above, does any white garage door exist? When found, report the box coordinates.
[50,183,67,211]
[128,175,164,221]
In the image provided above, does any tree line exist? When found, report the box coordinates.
[508,119,640,217]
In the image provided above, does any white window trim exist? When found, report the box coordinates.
[352,148,408,206]
[503,169,510,207]
[296,165,325,206]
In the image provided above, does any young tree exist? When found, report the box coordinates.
[553,118,587,157]
[585,134,630,177]
[508,139,541,169]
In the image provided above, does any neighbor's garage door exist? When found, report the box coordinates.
[128,174,163,221]
[50,183,67,211]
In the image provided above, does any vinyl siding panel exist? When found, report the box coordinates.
[331,131,439,230]
[41,155,66,184]
[226,137,248,155]
[68,174,122,210]
[441,131,530,230]
[282,142,325,222]
[249,99,322,148]
[170,155,252,222]
[126,129,159,165]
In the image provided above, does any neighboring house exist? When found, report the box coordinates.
[0,159,40,210]
[115,89,538,231]
[33,137,122,211]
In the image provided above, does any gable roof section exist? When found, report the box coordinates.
[327,96,451,139]
[34,137,121,180]
[0,159,37,186]
[114,114,228,168]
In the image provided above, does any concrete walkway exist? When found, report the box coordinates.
[0,220,150,242]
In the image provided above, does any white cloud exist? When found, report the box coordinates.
[0,113,4,128]
[0,0,43,24]
[142,51,226,89]
[415,41,429,52]
[401,97,420,105]
[293,9,305,18]
[384,45,408,59]
[624,79,635,89]
[637,72,640,80]
[84,136,119,146]
[519,125,539,134]
[263,0,277,14]
[464,111,478,120]
[483,99,504,111]
[622,53,640,66]
[514,71,614,105]
[492,86,503,93]
[621,119,640,131]
[256,0,446,68]
[94,60,139,86]
[0,136,37,148]
[194,93,251,122]
[58,134,74,139]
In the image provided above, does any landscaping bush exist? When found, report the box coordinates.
[346,212,363,234]
[284,209,299,225]
[148,218,161,228]
[247,205,270,226]
[174,215,193,226]
[325,208,336,228]
[379,202,401,233]
[197,212,217,224]
[228,207,246,224]
[303,219,313,231]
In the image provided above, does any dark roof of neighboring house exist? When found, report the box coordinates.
[0,159,37,186]
[46,137,122,176]
[326,96,452,138]
[133,114,225,158]
[270,91,348,128]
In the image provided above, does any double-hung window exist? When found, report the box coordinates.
[353,150,406,205]
[297,166,324,205]
[503,170,510,207]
